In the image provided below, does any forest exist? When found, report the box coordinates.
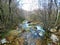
[0,0,60,45]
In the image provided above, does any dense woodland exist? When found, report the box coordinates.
[0,0,60,45]
[0,0,60,37]
[0,0,24,37]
